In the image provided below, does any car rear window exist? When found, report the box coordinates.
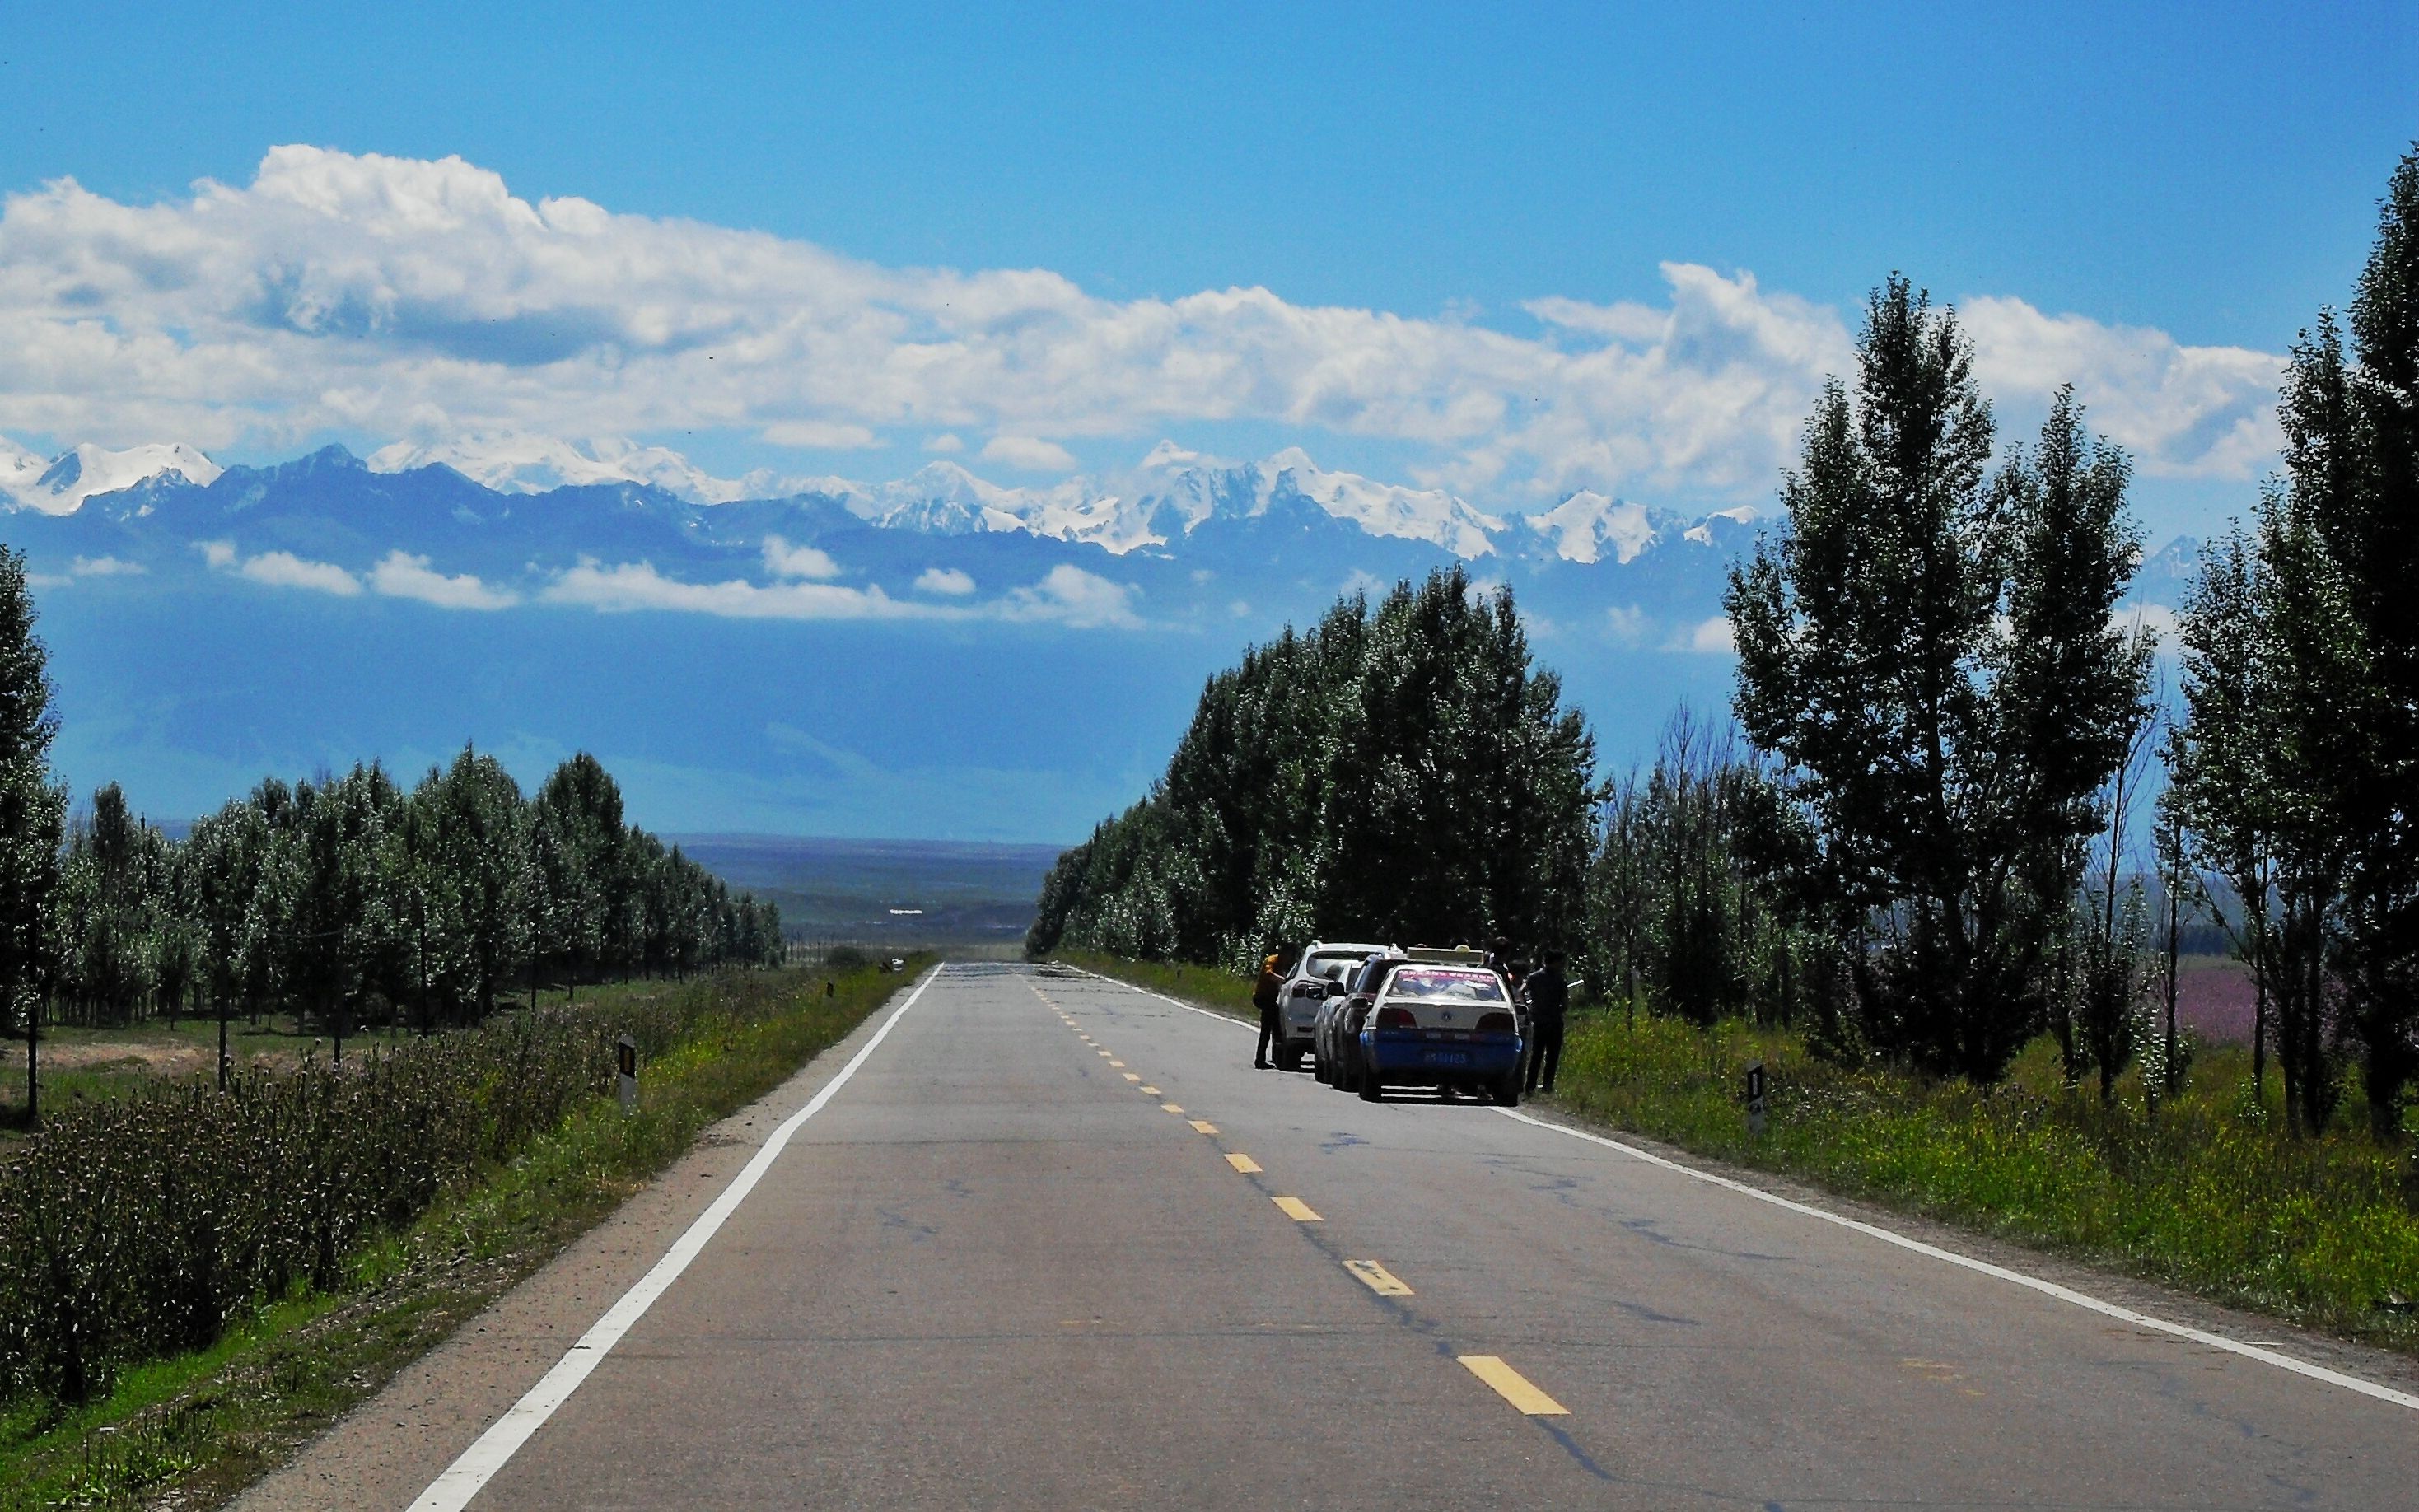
[1385,967,1506,1002]
[1308,953,1364,980]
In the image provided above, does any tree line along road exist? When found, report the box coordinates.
[245,963,2419,1511]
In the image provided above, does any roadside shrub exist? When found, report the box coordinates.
[0,976,772,1407]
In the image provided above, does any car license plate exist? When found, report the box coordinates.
[1422,1051,1469,1066]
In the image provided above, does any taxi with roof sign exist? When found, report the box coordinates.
[1327,945,1525,1105]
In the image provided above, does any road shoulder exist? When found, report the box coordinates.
[236,973,929,1512]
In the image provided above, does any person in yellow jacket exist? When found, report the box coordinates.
[1254,948,1297,1069]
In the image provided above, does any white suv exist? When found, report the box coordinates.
[1272,940,1389,1071]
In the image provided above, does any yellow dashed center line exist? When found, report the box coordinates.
[1161,1103,1185,1114]
[1343,1259,1413,1296]
[1188,1119,1218,1134]
[1109,1059,1126,1067]
[1097,1050,1113,1057]
[1123,1072,1141,1081]
[1139,1085,1161,1094]
[1226,1152,1263,1174]
[1273,1196,1323,1222]
[1459,1356,1568,1416]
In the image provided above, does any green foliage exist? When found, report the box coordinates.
[0,547,63,1043]
[1552,1010,2419,1350]
[2166,143,2419,1138]
[1030,567,1599,964]
[1585,713,1814,1029]
[39,748,781,1038]
[0,961,855,1408]
[1727,278,2150,1082]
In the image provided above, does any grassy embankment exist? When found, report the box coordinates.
[1064,951,2419,1356]
[0,959,930,1511]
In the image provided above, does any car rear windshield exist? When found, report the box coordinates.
[1308,953,1365,980]
[1385,967,1506,1002]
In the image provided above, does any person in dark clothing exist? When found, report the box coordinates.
[1524,950,1570,1095]
[1254,948,1297,1069]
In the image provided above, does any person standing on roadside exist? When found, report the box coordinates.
[1524,949,1570,1096]
[1254,947,1297,1069]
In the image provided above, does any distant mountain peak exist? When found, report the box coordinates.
[1525,490,1659,565]
[2,440,222,515]
[367,432,815,506]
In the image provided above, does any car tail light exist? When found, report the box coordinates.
[1477,1011,1514,1034]
[1376,1006,1417,1029]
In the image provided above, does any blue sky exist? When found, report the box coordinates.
[7,2,2407,338]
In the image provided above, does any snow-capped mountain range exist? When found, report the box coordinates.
[0,429,2202,846]
[0,431,1759,572]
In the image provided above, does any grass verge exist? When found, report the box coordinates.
[0,959,930,1511]
[1067,952,2419,1359]
[1052,950,1254,1019]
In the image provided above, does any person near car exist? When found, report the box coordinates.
[1524,949,1570,1095]
[1254,947,1297,1069]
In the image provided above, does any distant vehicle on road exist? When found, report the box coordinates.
[1274,941,1389,1071]
[1322,946,1523,1105]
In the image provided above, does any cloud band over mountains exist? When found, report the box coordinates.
[1,146,2281,506]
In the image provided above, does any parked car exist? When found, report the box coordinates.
[1275,940,1389,1071]
[1346,946,1523,1104]
[1315,951,1406,1089]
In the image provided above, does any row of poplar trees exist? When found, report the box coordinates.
[1033,146,2419,1141]
[0,563,782,1057]
[1594,145,2419,1140]
[1026,567,1599,969]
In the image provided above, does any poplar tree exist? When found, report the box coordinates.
[1727,277,2148,1082]
[0,548,63,1120]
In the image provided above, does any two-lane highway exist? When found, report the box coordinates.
[255,963,2419,1510]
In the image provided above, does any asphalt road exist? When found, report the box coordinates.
[264,963,2419,1510]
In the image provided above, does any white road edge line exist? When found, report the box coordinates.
[1494,1106,2419,1414]
[1056,962,1244,1026]
[1060,961,2418,1415]
[408,964,948,1512]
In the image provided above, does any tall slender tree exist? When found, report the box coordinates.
[0,548,64,1120]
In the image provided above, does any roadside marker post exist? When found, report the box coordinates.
[1745,1060,1767,1139]
[617,1035,638,1114]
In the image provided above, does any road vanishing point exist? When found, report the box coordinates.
[245,964,2419,1510]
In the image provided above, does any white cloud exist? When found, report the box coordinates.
[0,146,2286,510]
[369,549,517,609]
[1605,604,1648,646]
[980,435,1078,472]
[913,566,976,595]
[762,420,881,450]
[67,555,144,576]
[240,549,361,596]
[762,534,842,580]
[1002,564,1142,628]
[541,559,935,621]
[1962,297,2280,478]
[195,539,237,569]
[923,433,965,454]
[1680,615,1736,656]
